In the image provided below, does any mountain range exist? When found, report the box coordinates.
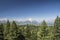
[0,19,54,26]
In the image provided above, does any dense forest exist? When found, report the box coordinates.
[0,16,60,40]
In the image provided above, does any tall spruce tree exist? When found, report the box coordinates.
[54,16,60,40]
[10,21,17,40]
[40,20,48,40]
[6,20,10,33]
[4,20,10,40]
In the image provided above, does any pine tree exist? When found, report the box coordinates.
[39,20,48,40]
[10,21,17,40]
[6,20,10,33]
[4,20,10,40]
[54,16,60,40]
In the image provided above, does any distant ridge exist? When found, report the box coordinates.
[0,19,54,26]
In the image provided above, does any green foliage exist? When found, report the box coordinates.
[0,16,60,40]
[4,20,10,40]
[9,21,17,40]
[37,20,49,40]
[0,23,4,40]
[54,16,60,40]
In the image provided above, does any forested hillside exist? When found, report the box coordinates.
[0,16,60,40]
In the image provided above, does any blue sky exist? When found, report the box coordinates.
[0,0,60,22]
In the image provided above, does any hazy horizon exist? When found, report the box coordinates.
[0,0,60,22]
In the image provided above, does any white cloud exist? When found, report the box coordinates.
[0,18,7,21]
[28,18,33,22]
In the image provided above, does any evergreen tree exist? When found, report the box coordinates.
[39,20,48,40]
[10,21,17,40]
[54,16,60,40]
[4,20,10,40]
[6,20,10,33]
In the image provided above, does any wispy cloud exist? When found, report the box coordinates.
[0,18,7,21]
